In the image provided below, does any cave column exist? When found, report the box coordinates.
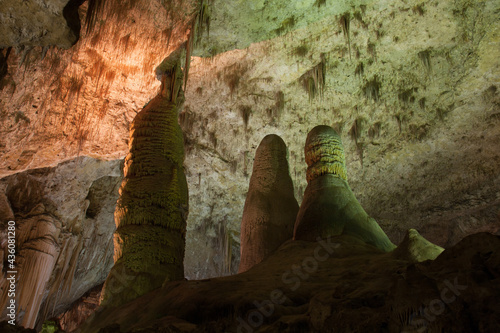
[100,47,188,307]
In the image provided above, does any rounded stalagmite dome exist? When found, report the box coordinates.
[238,134,299,273]
[305,125,347,183]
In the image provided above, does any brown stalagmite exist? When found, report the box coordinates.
[294,125,395,252]
[100,47,188,307]
[238,134,299,273]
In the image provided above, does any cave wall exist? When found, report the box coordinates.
[181,0,500,278]
[0,0,80,49]
[0,0,498,324]
[0,0,193,177]
[0,157,121,328]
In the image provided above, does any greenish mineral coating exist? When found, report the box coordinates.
[305,125,347,183]
[393,228,444,263]
[239,134,299,273]
[294,125,395,252]
[100,49,188,308]
[41,320,58,333]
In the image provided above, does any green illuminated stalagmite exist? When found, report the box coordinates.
[393,228,444,263]
[294,125,395,252]
[100,48,188,307]
[238,134,299,273]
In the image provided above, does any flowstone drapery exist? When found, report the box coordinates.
[100,48,188,307]
[293,125,395,252]
[238,134,298,273]
[0,210,59,328]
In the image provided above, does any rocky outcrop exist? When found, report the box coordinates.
[393,228,444,263]
[77,232,500,333]
[100,48,188,308]
[238,134,298,273]
[294,125,395,252]
[0,157,121,329]
[0,0,79,49]
[57,284,102,332]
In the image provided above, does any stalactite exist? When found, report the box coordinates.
[184,0,211,91]
[299,54,326,100]
[100,47,188,308]
[85,0,107,34]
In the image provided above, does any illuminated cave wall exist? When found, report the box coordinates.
[0,0,499,328]
[182,0,500,278]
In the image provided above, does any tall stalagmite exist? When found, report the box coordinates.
[294,125,395,252]
[100,47,188,307]
[238,134,299,273]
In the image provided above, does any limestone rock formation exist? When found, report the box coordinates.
[0,0,79,49]
[0,0,498,283]
[294,125,395,252]
[57,284,102,332]
[0,0,498,326]
[238,134,298,273]
[0,192,14,221]
[100,48,188,308]
[77,232,500,333]
[0,192,15,273]
[393,228,444,263]
[0,210,60,328]
[0,157,120,329]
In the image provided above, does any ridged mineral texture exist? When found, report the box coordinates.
[294,125,395,252]
[0,210,60,328]
[238,134,299,273]
[0,158,120,329]
[100,48,188,307]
